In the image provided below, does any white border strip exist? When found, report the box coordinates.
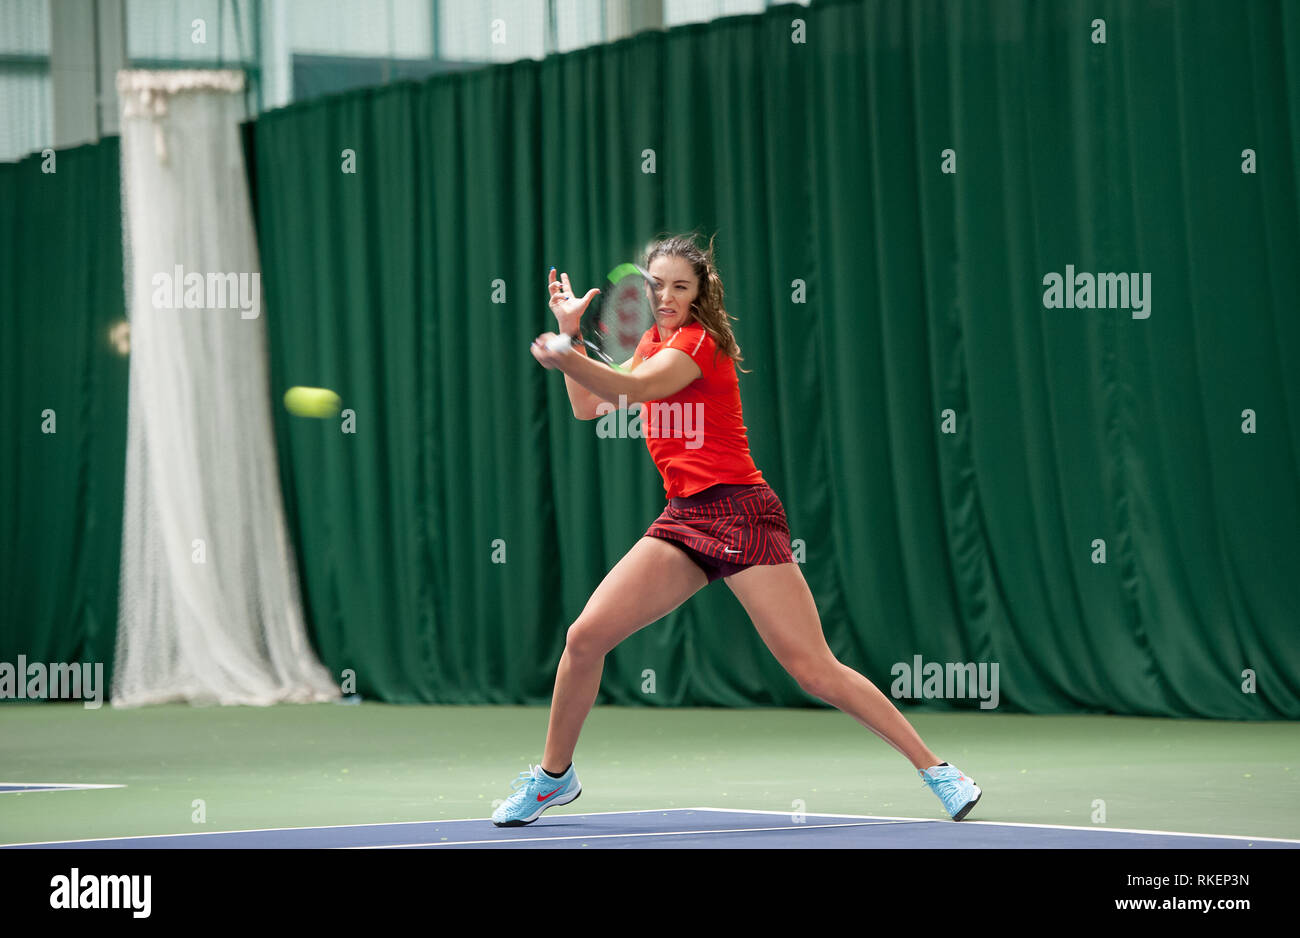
[685,807,1300,844]
[4,806,1297,847]
[0,807,695,847]
[0,783,125,793]
[348,821,909,848]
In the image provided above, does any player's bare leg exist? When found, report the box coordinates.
[724,562,942,771]
[541,537,707,774]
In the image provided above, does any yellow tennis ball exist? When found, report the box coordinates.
[283,386,341,418]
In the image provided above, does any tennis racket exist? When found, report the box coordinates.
[546,262,657,373]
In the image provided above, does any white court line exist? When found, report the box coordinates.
[346,820,916,848]
[0,806,703,847]
[8,804,1293,848]
[0,783,125,794]
[686,807,1300,844]
[957,819,1300,843]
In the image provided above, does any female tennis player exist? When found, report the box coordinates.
[493,234,981,826]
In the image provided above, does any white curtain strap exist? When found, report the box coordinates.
[117,70,246,119]
[117,69,245,95]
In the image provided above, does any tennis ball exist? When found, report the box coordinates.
[283,386,342,418]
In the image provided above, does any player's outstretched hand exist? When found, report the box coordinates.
[547,267,599,336]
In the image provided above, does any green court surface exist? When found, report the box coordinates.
[1,703,1295,845]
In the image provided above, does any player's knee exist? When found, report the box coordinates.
[793,659,841,701]
[564,620,609,661]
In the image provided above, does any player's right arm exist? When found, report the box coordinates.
[563,349,638,420]
[565,350,644,420]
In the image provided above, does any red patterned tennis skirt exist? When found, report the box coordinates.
[645,482,795,582]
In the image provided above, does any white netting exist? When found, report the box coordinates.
[113,69,339,707]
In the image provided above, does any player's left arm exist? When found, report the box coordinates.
[532,336,700,403]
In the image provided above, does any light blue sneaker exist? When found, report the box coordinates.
[491,763,581,827]
[920,763,981,820]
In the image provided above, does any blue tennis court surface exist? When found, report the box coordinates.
[5,809,1297,849]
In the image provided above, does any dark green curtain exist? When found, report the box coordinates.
[253,0,1299,717]
[0,140,130,693]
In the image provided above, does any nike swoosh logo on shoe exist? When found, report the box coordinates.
[537,788,563,802]
[723,548,741,554]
